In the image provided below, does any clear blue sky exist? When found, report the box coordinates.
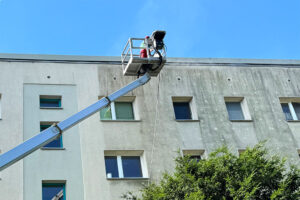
[0,0,299,59]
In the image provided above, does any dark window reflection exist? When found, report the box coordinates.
[42,183,65,200]
[122,156,142,178]
[281,103,293,120]
[173,102,191,120]
[40,98,61,108]
[293,103,300,119]
[105,156,119,178]
[40,124,62,148]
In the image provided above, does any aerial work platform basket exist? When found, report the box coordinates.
[121,31,166,77]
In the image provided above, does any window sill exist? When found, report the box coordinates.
[286,120,300,122]
[100,120,141,122]
[230,119,253,122]
[107,177,149,180]
[41,147,66,150]
[40,107,63,110]
[175,119,200,122]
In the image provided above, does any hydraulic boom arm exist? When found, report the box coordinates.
[0,73,151,171]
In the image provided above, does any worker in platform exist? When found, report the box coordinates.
[140,36,150,58]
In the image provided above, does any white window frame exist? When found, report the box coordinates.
[172,96,198,121]
[100,96,139,121]
[288,103,298,120]
[104,150,148,179]
[279,97,300,121]
[224,97,251,121]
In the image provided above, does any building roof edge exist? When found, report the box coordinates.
[1,53,300,66]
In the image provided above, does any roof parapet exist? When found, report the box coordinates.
[0,53,300,67]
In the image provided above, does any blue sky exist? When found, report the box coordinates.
[0,0,299,59]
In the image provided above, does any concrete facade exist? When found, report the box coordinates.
[0,54,300,199]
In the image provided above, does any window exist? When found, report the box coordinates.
[101,102,134,120]
[42,182,65,200]
[173,102,191,119]
[280,98,300,121]
[172,97,198,120]
[40,122,63,149]
[226,102,244,120]
[238,149,246,156]
[182,149,204,162]
[104,150,148,179]
[224,97,251,121]
[189,155,201,162]
[105,156,142,178]
[100,96,137,120]
[40,95,62,108]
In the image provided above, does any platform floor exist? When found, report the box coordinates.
[123,57,166,76]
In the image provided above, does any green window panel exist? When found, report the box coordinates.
[115,102,134,120]
[100,102,134,120]
[100,106,112,120]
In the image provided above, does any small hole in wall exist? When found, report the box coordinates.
[177,77,181,81]
[113,76,117,80]
[227,78,231,81]
[288,79,291,82]
[47,76,51,79]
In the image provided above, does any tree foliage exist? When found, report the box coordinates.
[123,144,300,200]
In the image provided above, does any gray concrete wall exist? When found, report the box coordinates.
[0,62,24,200]
[0,55,300,199]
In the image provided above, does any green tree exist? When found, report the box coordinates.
[123,144,300,200]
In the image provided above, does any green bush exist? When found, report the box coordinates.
[123,144,300,200]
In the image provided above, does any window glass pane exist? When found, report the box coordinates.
[292,103,300,120]
[115,102,134,120]
[42,183,65,200]
[40,124,51,131]
[122,156,142,178]
[100,106,112,120]
[43,138,62,148]
[173,102,191,120]
[105,156,119,178]
[281,103,293,120]
[40,99,61,108]
[225,102,244,120]
[41,124,62,148]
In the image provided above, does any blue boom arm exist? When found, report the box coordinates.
[0,73,151,171]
